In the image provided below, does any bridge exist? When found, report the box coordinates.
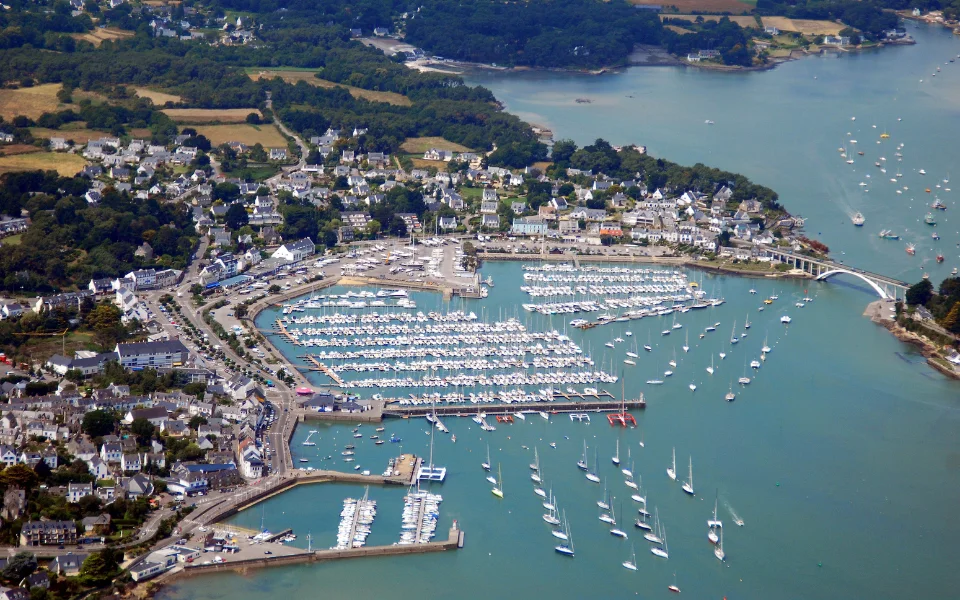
[763,248,910,300]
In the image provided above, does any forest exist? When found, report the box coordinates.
[551,139,783,211]
[0,172,198,293]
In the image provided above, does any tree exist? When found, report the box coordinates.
[268,284,281,293]
[79,549,120,585]
[82,410,117,437]
[188,415,208,430]
[130,418,156,445]
[234,304,248,319]
[366,219,381,237]
[2,552,37,581]
[905,279,933,306]
[942,301,960,333]
[225,203,249,231]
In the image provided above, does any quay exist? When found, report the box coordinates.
[177,524,464,577]
[383,397,645,418]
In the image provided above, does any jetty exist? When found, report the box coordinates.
[383,396,644,419]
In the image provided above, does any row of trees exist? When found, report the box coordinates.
[905,276,960,333]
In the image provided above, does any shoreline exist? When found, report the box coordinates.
[865,301,960,380]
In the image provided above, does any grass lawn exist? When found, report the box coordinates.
[247,68,411,106]
[19,331,98,360]
[0,152,86,176]
[222,165,280,180]
[400,136,473,154]
[70,27,133,46]
[2,234,22,245]
[194,124,287,147]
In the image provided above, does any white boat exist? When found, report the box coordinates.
[491,464,504,498]
[622,450,633,478]
[597,483,610,510]
[555,516,575,556]
[609,501,628,538]
[530,447,540,471]
[577,440,588,471]
[750,360,761,369]
[682,331,689,353]
[707,354,714,375]
[612,439,620,466]
[622,545,637,571]
[482,444,491,472]
[714,527,725,561]
[534,487,547,498]
[682,457,694,495]
[586,448,601,483]
[689,383,697,391]
[725,384,736,402]
[486,475,497,485]
[624,359,636,365]
[667,447,677,480]
[781,315,792,324]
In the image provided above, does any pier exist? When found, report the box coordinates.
[178,524,464,577]
[301,355,345,386]
[383,396,644,419]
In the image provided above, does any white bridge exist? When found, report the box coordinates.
[763,248,910,300]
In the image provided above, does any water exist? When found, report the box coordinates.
[466,24,960,283]
[162,26,960,600]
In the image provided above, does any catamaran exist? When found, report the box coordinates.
[682,457,694,495]
[667,447,677,480]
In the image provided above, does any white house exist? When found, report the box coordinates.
[271,238,316,262]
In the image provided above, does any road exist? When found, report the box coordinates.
[265,91,308,171]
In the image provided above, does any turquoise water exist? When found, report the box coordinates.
[161,26,960,600]
[467,23,960,283]
[162,264,960,599]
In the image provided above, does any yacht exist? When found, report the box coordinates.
[666,447,677,480]
[681,457,694,495]
[780,315,792,324]
[852,212,865,226]
[622,545,637,571]
[725,384,736,402]
[714,528,726,561]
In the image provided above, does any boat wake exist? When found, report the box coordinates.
[724,501,745,527]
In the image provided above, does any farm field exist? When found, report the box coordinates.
[400,137,473,154]
[0,84,66,120]
[193,124,287,146]
[71,27,134,46]
[761,17,844,35]
[135,88,182,106]
[248,69,411,106]
[0,152,86,176]
[162,108,261,123]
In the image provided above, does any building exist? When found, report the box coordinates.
[271,238,316,262]
[114,340,189,370]
[20,520,77,547]
[49,553,87,577]
[237,438,263,478]
[511,217,548,236]
[67,482,93,503]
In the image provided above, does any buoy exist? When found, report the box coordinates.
[776,482,780,487]
[818,562,823,567]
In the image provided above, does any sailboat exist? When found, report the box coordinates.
[668,350,677,369]
[552,509,570,540]
[481,444,491,471]
[622,544,637,570]
[668,573,681,594]
[612,439,620,466]
[555,516,575,556]
[706,354,714,375]
[621,449,633,477]
[714,527,725,561]
[761,336,771,354]
[543,489,556,511]
[491,464,503,498]
[650,524,669,559]
[597,482,610,510]
[644,332,652,352]
[577,440,588,471]
[682,457,694,495]
[610,500,628,538]
[730,320,739,345]
[725,383,736,402]
[530,447,540,471]
[543,501,561,526]
[744,313,751,329]
[682,331,689,353]
[738,359,751,385]
[626,340,638,359]
[667,447,677,480]
[586,448,601,483]
[708,493,722,544]
[644,508,663,544]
